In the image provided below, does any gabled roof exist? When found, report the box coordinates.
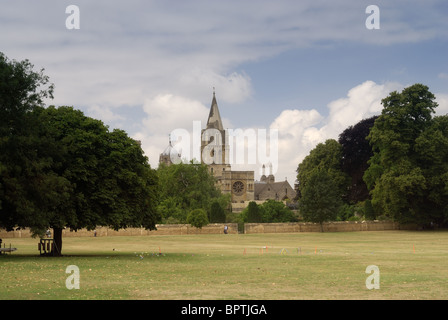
[254,180,296,200]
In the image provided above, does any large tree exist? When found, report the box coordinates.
[296,139,349,201]
[338,116,378,203]
[0,53,159,255]
[0,52,56,236]
[364,84,447,226]
[0,52,53,216]
[2,106,159,255]
[414,115,448,223]
[299,170,342,231]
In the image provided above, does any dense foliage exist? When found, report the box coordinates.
[297,84,448,228]
[240,200,297,223]
[364,84,447,227]
[299,170,342,231]
[156,162,230,224]
[0,53,159,255]
[339,116,378,203]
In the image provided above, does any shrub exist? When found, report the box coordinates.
[187,208,209,229]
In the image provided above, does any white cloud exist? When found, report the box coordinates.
[435,93,448,115]
[136,94,207,167]
[86,105,125,125]
[142,94,209,135]
[177,69,253,104]
[320,81,403,138]
[268,109,323,183]
[270,81,403,183]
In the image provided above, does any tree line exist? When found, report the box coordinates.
[296,84,448,230]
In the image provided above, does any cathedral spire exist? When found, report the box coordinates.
[206,88,224,131]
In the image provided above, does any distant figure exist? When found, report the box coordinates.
[94,230,97,237]
[224,225,228,234]
[46,229,51,238]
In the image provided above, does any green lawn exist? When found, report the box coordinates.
[1,230,448,300]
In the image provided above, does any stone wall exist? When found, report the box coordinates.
[0,221,416,238]
[0,223,238,238]
[244,220,415,234]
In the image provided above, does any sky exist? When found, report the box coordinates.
[1,0,448,184]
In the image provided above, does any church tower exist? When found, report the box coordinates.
[201,89,231,180]
[200,89,254,212]
[159,135,181,166]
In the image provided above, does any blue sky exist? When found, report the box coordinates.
[1,0,447,183]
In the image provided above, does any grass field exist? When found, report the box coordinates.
[1,230,448,300]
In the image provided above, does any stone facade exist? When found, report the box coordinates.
[159,90,296,212]
[199,91,256,212]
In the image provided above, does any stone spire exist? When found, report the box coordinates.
[206,88,224,131]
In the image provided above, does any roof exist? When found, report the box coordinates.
[254,179,296,200]
[206,91,224,131]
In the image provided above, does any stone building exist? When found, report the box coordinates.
[200,91,254,212]
[159,90,296,212]
[254,164,296,202]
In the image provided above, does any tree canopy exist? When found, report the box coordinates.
[299,170,342,231]
[0,53,159,255]
[296,139,349,201]
[364,84,447,226]
[156,162,230,224]
[338,116,378,203]
[240,200,296,223]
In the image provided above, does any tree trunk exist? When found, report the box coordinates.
[320,222,324,232]
[52,227,63,256]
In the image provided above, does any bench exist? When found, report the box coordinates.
[38,238,55,256]
[0,239,17,255]
[0,247,17,253]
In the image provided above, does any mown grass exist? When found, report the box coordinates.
[1,230,447,300]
